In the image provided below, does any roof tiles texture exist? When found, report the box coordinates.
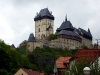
[21,68,40,75]
[59,20,74,30]
[28,33,36,42]
[78,28,92,38]
[58,30,80,38]
[34,8,54,21]
[56,56,71,68]
[56,18,92,40]
[72,49,100,63]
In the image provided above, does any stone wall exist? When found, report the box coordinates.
[81,36,92,48]
[35,19,54,39]
[49,38,82,50]
[26,42,34,53]
[26,36,92,53]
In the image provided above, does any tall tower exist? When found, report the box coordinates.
[34,8,55,40]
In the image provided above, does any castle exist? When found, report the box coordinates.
[26,8,93,53]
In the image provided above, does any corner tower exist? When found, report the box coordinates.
[34,8,55,40]
[27,33,36,53]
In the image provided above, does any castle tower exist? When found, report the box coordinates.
[27,33,36,53]
[34,8,55,40]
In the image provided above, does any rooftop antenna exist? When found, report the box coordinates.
[95,39,100,45]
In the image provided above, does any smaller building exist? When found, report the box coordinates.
[69,49,100,70]
[14,68,43,75]
[56,56,71,75]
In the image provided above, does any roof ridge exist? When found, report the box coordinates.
[21,68,40,75]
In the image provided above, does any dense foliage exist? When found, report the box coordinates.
[0,40,38,75]
[28,47,77,75]
[0,39,78,75]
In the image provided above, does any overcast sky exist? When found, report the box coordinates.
[0,0,100,47]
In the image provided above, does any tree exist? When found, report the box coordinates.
[90,59,100,75]
[48,32,58,41]
[28,47,75,75]
[0,40,37,74]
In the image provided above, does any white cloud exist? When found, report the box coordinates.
[0,13,14,44]
[0,0,100,47]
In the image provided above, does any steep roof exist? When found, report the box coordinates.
[28,33,36,42]
[88,28,92,37]
[56,19,74,32]
[56,56,71,68]
[78,28,92,40]
[11,44,16,48]
[34,8,54,21]
[21,68,40,75]
[71,49,100,63]
[58,30,80,38]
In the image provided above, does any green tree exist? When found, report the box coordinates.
[91,59,100,75]
[48,32,58,41]
[0,40,37,74]
[28,47,74,75]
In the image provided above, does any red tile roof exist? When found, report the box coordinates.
[56,56,71,68]
[71,49,100,63]
[40,73,44,75]
[21,68,40,75]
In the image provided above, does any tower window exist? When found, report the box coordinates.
[38,28,40,32]
[27,45,30,47]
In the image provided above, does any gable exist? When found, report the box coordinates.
[14,68,28,75]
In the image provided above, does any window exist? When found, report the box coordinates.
[38,28,40,32]
[27,45,30,47]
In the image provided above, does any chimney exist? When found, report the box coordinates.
[94,44,99,49]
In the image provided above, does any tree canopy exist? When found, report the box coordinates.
[0,40,38,75]
[27,47,76,74]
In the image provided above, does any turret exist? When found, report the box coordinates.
[27,33,35,53]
